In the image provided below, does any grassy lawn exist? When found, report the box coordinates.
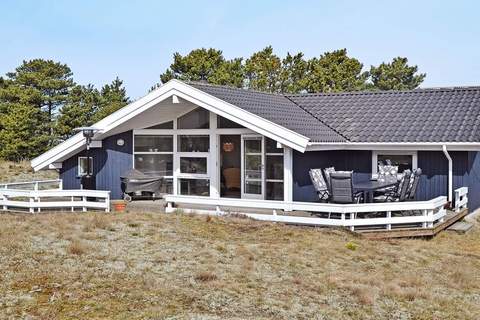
[1,211,479,319]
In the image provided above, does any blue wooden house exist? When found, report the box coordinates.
[31,80,480,225]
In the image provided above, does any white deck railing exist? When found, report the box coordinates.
[0,180,110,213]
[163,189,467,231]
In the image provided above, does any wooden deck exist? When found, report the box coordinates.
[358,208,469,239]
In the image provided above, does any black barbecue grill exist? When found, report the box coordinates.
[120,169,164,201]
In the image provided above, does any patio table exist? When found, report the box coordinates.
[353,180,398,203]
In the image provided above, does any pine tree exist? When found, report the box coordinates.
[55,84,100,140]
[370,57,426,90]
[92,77,130,122]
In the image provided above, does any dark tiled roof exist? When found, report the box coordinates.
[189,82,347,142]
[287,87,480,142]
[189,82,480,143]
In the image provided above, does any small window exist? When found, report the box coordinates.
[178,135,209,152]
[134,135,173,152]
[145,120,174,129]
[78,157,93,176]
[217,115,244,128]
[177,108,209,129]
[372,151,417,177]
[377,154,413,173]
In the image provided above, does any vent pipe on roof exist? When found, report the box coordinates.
[442,145,453,202]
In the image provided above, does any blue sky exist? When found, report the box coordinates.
[1,0,479,98]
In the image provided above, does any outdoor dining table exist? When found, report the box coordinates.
[353,179,398,203]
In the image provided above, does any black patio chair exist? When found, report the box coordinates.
[323,166,335,191]
[407,168,422,200]
[387,169,412,202]
[309,168,330,202]
[329,171,363,204]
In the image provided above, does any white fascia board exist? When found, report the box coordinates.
[32,79,309,171]
[306,142,480,151]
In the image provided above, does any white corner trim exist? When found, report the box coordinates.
[31,79,309,171]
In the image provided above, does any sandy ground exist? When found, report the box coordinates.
[0,210,479,319]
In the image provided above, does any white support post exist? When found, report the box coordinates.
[427,209,434,228]
[1,193,6,211]
[422,209,427,228]
[349,212,355,231]
[105,193,110,212]
[216,205,221,215]
[82,196,87,212]
[386,211,392,230]
[59,179,63,190]
[166,201,173,213]
[283,146,293,210]
[34,182,39,191]
[71,196,75,212]
[209,112,219,198]
[37,197,41,213]
[29,197,35,214]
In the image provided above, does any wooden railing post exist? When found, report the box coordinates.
[349,212,355,231]
[82,196,87,212]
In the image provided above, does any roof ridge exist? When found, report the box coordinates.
[284,95,351,142]
[287,85,480,97]
[185,81,286,97]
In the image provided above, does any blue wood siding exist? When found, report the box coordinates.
[468,152,480,210]
[59,131,132,199]
[416,151,469,203]
[293,150,372,202]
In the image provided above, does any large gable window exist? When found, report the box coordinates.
[177,108,209,129]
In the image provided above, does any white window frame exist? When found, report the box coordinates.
[372,150,418,178]
[265,138,285,201]
[78,156,93,177]
[132,134,174,185]
[130,108,295,200]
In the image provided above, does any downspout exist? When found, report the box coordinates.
[442,145,453,202]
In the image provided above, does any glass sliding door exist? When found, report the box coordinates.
[241,136,264,199]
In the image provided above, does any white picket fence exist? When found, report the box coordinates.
[164,188,470,231]
[0,179,110,213]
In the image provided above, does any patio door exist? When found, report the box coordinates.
[241,135,265,199]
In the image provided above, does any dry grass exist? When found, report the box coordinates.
[0,211,479,319]
[0,160,57,183]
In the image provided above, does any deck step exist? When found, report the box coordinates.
[447,221,473,234]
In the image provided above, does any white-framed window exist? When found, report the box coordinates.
[265,137,284,200]
[133,134,174,194]
[372,151,418,177]
[78,157,93,176]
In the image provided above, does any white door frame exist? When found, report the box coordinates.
[241,134,265,199]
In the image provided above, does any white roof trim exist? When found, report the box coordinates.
[307,142,480,151]
[31,80,310,171]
